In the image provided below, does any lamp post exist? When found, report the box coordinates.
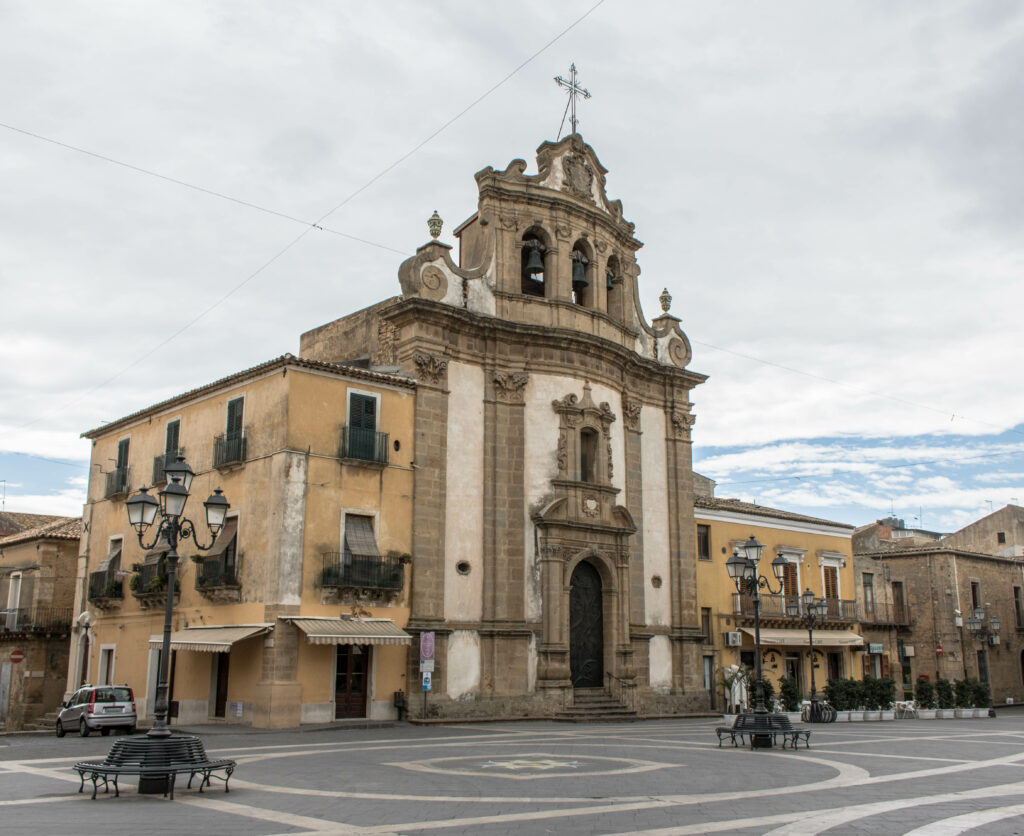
[965,605,1000,713]
[125,456,229,738]
[788,588,829,721]
[726,535,787,746]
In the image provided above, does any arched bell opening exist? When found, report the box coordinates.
[605,254,622,320]
[520,229,549,297]
[570,239,594,307]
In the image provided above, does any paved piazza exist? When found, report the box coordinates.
[3,716,1024,835]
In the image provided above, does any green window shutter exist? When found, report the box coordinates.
[349,394,376,430]
[116,438,130,470]
[226,398,244,438]
[165,420,180,457]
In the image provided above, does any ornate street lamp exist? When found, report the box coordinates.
[125,458,229,738]
[788,588,830,721]
[726,535,786,746]
[965,605,1000,712]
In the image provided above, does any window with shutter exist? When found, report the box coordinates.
[347,394,378,461]
[165,420,180,458]
[226,398,244,439]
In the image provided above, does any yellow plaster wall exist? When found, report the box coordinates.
[695,512,861,703]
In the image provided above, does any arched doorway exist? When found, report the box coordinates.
[570,561,604,687]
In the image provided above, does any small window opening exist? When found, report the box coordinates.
[580,428,598,483]
[997,531,1006,544]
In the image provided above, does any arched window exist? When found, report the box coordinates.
[521,232,546,297]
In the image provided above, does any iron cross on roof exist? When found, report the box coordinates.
[554,63,591,137]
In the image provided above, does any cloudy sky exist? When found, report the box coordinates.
[2,1,1022,532]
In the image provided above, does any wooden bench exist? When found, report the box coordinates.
[715,713,811,749]
[73,735,236,800]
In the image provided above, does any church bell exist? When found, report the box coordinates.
[523,246,545,277]
[572,253,589,291]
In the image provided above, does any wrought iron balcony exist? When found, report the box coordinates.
[152,449,184,484]
[194,555,240,590]
[213,431,247,468]
[859,601,912,626]
[0,607,72,633]
[339,426,389,465]
[318,551,404,591]
[104,466,130,498]
[732,593,858,623]
[88,569,124,603]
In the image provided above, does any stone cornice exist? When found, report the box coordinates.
[385,297,708,392]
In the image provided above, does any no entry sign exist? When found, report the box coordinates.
[10,650,24,663]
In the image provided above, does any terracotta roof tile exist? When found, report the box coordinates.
[0,516,82,548]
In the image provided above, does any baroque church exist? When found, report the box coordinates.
[300,132,709,717]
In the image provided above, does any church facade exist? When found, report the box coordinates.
[301,134,709,717]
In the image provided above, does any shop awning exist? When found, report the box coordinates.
[148,623,273,653]
[285,617,411,646]
[740,627,864,647]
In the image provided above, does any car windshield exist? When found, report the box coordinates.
[93,688,132,703]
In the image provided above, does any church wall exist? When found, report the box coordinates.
[446,629,481,700]
[640,405,671,627]
[648,634,673,694]
[444,362,484,622]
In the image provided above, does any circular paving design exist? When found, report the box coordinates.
[388,750,678,780]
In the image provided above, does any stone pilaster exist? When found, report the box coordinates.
[410,352,450,624]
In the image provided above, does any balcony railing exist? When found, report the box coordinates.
[0,607,72,633]
[104,466,130,498]
[859,601,912,626]
[213,431,247,468]
[732,593,858,622]
[318,551,404,591]
[339,426,389,465]
[152,449,184,484]
[132,562,171,595]
[195,555,239,590]
[88,569,124,603]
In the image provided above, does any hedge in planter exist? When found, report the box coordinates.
[935,677,955,709]
[779,676,801,711]
[915,676,936,709]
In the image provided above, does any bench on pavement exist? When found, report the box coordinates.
[715,713,811,749]
[73,735,236,800]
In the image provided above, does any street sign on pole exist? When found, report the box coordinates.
[420,632,435,660]
[422,671,432,691]
[9,650,24,664]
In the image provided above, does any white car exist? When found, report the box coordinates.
[56,685,137,737]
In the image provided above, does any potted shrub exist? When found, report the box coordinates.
[970,679,991,717]
[935,677,955,717]
[954,678,972,718]
[878,677,897,720]
[780,675,802,715]
[861,675,882,720]
[915,677,936,719]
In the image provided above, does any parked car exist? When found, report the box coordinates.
[56,685,136,737]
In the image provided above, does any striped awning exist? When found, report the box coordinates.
[286,617,411,646]
[740,627,864,647]
[148,623,273,653]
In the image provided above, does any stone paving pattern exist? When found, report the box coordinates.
[3,715,1024,835]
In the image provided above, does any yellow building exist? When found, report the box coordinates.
[70,354,415,728]
[694,490,862,711]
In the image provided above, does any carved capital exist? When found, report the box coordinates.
[413,351,448,384]
[493,370,529,403]
[670,410,696,439]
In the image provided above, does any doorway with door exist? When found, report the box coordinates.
[335,645,370,718]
